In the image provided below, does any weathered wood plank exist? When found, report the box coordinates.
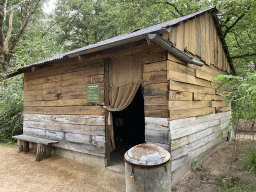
[212,101,228,108]
[144,95,168,105]
[143,61,167,73]
[12,135,58,145]
[167,60,195,76]
[176,22,184,51]
[169,26,177,46]
[171,145,188,160]
[53,141,106,157]
[143,83,168,97]
[170,119,220,140]
[24,106,105,115]
[145,117,169,127]
[195,16,201,57]
[145,129,169,144]
[169,80,215,94]
[205,94,224,101]
[216,106,231,113]
[143,51,167,64]
[143,70,167,84]
[145,110,169,118]
[169,101,212,110]
[193,93,206,101]
[24,121,105,136]
[168,70,211,88]
[169,111,231,129]
[169,107,215,121]
[171,155,188,172]
[144,105,168,112]
[24,114,105,125]
[195,69,214,81]
[169,91,193,101]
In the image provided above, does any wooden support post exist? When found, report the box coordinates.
[36,143,43,161]
[23,141,29,152]
[18,139,23,153]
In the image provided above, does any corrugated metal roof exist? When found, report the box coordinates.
[8,7,234,78]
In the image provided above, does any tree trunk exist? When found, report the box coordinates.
[1,56,10,88]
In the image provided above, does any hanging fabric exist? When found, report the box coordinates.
[104,52,143,151]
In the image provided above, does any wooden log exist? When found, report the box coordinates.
[167,60,195,76]
[143,70,167,84]
[169,91,193,101]
[144,105,168,112]
[143,61,167,73]
[195,69,214,81]
[171,119,220,140]
[144,95,168,105]
[23,121,105,136]
[145,129,169,145]
[169,80,215,94]
[18,139,23,153]
[212,101,228,108]
[145,110,169,118]
[169,107,215,121]
[168,70,212,88]
[24,106,105,116]
[143,51,167,64]
[143,83,168,97]
[216,106,231,113]
[169,100,212,110]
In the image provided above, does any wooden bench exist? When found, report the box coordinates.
[12,135,59,161]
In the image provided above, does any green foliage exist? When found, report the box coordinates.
[220,179,256,192]
[191,160,205,171]
[0,76,23,142]
[240,148,256,173]
[213,73,256,132]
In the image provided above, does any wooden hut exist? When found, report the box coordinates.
[7,7,234,184]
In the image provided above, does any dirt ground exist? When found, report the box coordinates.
[172,120,256,192]
[0,145,125,192]
[0,120,255,192]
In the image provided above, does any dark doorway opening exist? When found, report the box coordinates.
[108,85,145,172]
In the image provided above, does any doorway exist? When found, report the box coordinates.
[108,85,145,172]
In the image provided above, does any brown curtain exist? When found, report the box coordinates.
[104,52,143,151]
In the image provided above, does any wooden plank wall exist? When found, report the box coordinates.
[23,58,106,157]
[142,49,168,118]
[23,114,106,157]
[23,58,105,115]
[168,12,232,73]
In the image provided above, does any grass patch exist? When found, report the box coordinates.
[191,160,205,171]
[241,148,256,173]
[220,179,256,192]
[1,141,18,147]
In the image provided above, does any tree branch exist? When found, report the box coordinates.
[9,0,41,54]
[6,0,30,13]
[231,53,256,59]
[165,1,183,17]
[223,6,251,38]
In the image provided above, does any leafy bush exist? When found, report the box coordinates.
[0,75,23,142]
[241,148,256,173]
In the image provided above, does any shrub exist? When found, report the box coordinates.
[241,148,256,173]
[0,76,23,142]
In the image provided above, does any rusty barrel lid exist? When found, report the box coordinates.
[124,143,170,166]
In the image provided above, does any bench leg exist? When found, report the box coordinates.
[36,144,52,161]
[18,140,29,152]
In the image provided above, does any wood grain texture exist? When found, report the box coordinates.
[24,106,105,115]
[169,101,212,110]
[169,80,215,94]
[169,107,215,120]
[169,91,193,101]
[167,60,195,76]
